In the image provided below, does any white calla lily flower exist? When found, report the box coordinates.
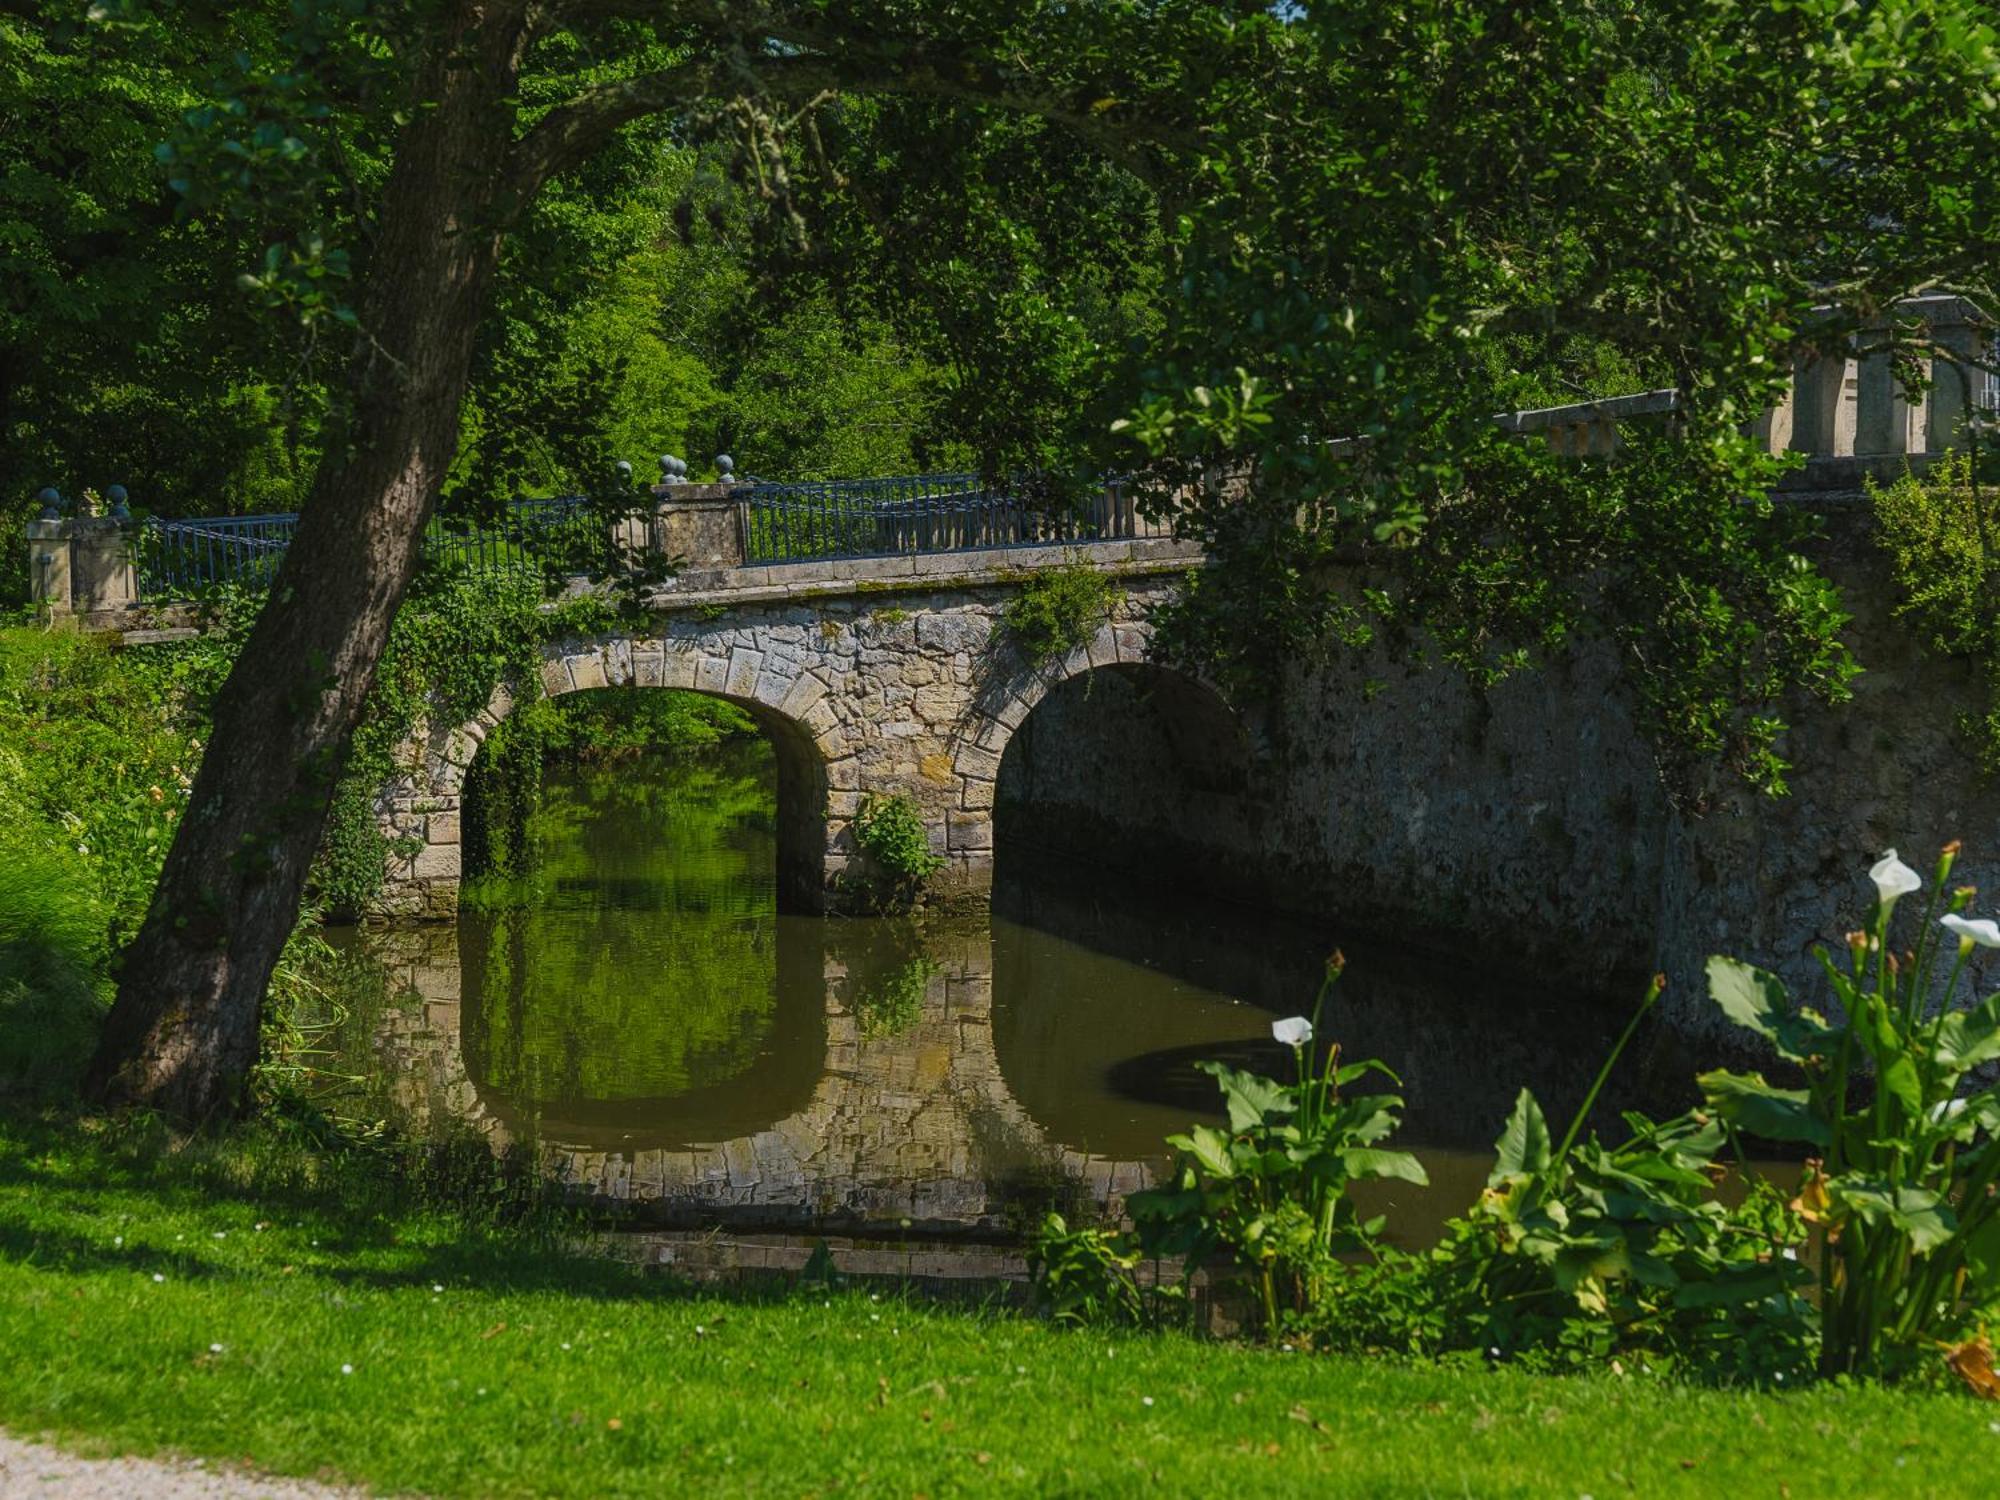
[1940,913,2000,948]
[1869,849,1922,911]
[1929,1098,1969,1126]
[1271,1016,1313,1047]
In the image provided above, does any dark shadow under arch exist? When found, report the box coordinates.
[994,661,1262,902]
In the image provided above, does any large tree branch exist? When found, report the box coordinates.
[507,18,1192,202]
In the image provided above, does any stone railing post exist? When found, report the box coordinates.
[26,489,71,614]
[24,486,139,620]
[645,453,746,570]
[1916,294,1990,454]
[1760,294,1992,465]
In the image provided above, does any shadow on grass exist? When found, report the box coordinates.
[0,1098,1014,1316]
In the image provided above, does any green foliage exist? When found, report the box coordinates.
[1870,453,2000,772]
[1699,844,2000,1381]
[1002,562,1122,669]
[1026,1213,1185,1331]
[1122,1,1999,800]
[1124,967,1424,1337]
[850,793,943,909]
[1035,965,1425,1340]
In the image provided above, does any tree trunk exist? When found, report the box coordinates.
[82,4,535,1121]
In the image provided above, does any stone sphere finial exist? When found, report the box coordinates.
[106,484,131,520]
[715,454,734,482]
[36,487,61,520]
[659,454,685,484]
[614,459,634,487]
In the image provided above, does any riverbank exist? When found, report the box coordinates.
[0,1115,1990,1498]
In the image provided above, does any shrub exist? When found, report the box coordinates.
[851,792,943,908]
[1003,560,1122,667]
[1699,842,2000,1382]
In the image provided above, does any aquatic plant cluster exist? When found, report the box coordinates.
[1033,844,2000,1395]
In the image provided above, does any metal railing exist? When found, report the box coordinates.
[136,512,297,598]
[127,472,1177,603]
[740,474,1170,565]
[135,496,613,602]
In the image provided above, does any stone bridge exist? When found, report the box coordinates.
[375,533,1212,918]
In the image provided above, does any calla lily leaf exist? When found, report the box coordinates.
[1937,992,2000,1072]
[1339,1148,1427,1185]
[1490,1088,1553,1186]
[1831,1178,1957,1252]
[1697,1069,1830,1147]
[1706,955,1834,1061]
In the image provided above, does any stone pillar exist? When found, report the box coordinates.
[23,494,138,620]
[1921,296,1989,454]
[25,511,71,615]
[67,517,138,614]
[650,483,746,569]
[1790,350,1857,457]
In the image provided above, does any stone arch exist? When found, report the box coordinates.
[946,618,1249,858]
[376,629,846,918]
[954,622,1259,898]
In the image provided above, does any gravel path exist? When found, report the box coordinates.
[0,1432,367,1498]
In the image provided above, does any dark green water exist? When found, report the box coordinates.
[335,740,1625,1239]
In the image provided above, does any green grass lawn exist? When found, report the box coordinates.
[0,1116,1994,1498]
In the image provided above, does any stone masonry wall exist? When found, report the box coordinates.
[374,552,1196,920]
[987,500,2000,1062]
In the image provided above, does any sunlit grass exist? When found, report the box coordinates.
[0,1115,1993,1497]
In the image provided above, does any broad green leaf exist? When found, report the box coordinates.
[1491,1088,1553,1186]
[1697,1069,1830,1147]
[1179,1125,1236,1179]
[1937,992,2000,1072]
[1831,1179,1956,1252]
[1197,1061,1293,1134]
[1334,1057,1400,1087]
[1339,1148,1428,1185]
[1712,956,1832,1064]
[1674,1264,1801,1308]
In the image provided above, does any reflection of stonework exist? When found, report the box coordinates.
[366,923,1159,1232]
[371,559,1216,920]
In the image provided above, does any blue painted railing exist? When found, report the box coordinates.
[137,495,604,602]
[739,474,1167,565]
[132,474,1174,602]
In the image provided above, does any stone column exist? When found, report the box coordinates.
[1791,350,1857,457]
[67,517,138,615]
[650,483,747,569]
[1920,295,1989,454]
[25,492,71,614]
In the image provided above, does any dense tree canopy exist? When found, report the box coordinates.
[3,0,1992,1117]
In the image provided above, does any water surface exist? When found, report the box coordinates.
[332,741,1630,1242]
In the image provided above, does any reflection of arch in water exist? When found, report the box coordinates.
[459,907,829,1152]
[366,919,1159,1231]
[989,660,1263,900]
